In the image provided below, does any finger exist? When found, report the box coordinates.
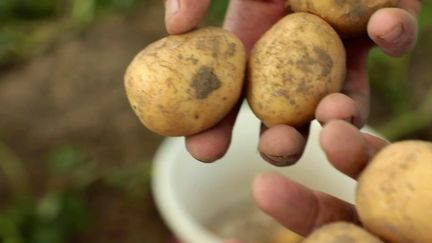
[258,124,308,167]
[315,93,363,128]
[319,120,389,179]
[223,0,288,52]
[164,0,211,34]
[316,39,371,128]
[253,172,357,236]
[368,8,418,57]
[185,105,239,163]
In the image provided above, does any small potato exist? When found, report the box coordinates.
[290,0,399,38]
[356,141,432,243]
[124,27,246,136]
[303,222,383,243]
[248,13,346,128]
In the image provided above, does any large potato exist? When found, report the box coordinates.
[124,27,246,136]
[356,141,432,243]
[290,0,399,38]
[248,13,346,128]
[303,222,383,243]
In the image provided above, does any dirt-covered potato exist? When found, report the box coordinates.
[124,27,246,136]
[247,13,346,128]
[303,222,383,242]
[356,141,432,243]
[290,0,399,38]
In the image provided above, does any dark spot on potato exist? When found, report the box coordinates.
[165,78,177,93]
[293,40,303,46]
[295,58,313,74]
[194,114,200,119]
[313,46,333,77]
[289,99,296,106]
[196,37,221,58]
[186,56,199,65]
[157,104,169,114]
[257,101,264,110]
[225,42,237,57]
[406,182,415,191]
[222,96,227,101]
[334,0,366,19]
[380,182,397,197]
[296,80,312,95]
[333,235,356,243]
[191,66,221,99]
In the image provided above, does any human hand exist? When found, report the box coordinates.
[163,0,421,164]
[252,120,389,237]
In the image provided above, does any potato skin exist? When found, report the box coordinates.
[303,222,383,243]
[290,0,399,38]
[124,27,246,136]
[247,13,346,128]
[356,141,432,243]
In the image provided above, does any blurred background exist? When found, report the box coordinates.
[0,0,431,242]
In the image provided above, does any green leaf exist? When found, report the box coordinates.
[36,193,62,223]
[208,0,229,20]
[48,146,85,172]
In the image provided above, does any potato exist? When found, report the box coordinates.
[271,228,303,243]
[124,27,246,136]
[356,141,432,243]
[303,222,383,243]
[247,13,346,128]
[289,0,399,38]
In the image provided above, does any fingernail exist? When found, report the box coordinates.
[378,23,403,44]
[260,152,301,167]
[165,0,179,18]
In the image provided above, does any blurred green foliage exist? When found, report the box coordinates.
[0,0,145,67]
[0,144,152,243]
[208,0,229,21]
[0,145,90,243]
[0,192,88,243]
[369,0,432,140]
[0,0,232,67]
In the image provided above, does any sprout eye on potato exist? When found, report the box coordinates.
[247,12,346,128]
[124,27,246,136]
[289,0,400,38]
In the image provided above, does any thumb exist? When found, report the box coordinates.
[164,0,211,34]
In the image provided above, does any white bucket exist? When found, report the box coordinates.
[152,103,369,243]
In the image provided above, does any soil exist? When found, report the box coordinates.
[0,1,173,242]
